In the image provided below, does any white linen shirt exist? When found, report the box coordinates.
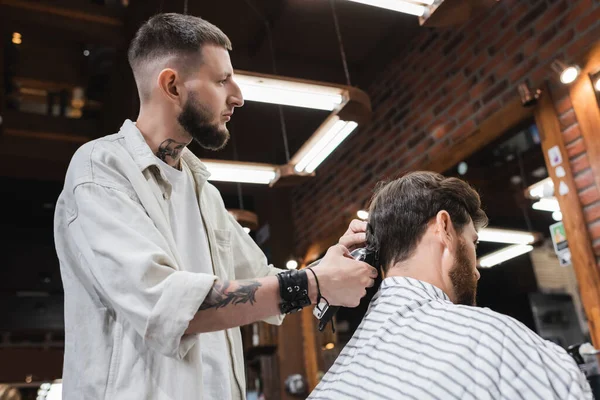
[54,120,283,400]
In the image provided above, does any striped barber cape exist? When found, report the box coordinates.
[308,277,592,400]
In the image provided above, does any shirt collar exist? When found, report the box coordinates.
[376,276,452,303]
[120,119,211,183]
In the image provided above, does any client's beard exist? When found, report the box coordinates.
[449,239,478,306]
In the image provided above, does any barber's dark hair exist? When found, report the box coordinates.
[128,13,231,98]
[366,171,488,273]
[128,13,231,68]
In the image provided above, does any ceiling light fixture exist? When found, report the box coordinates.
[235,73,345,111]
[198,70,371,186]
[344,0,433,17]
[292,115,358,174]
[526,177,554,199]
[478,244,534,268]
[478,228,537,245]
[204,160,277,185]
[532,197,560,212]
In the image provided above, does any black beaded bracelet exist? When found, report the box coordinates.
[276,269,311,314]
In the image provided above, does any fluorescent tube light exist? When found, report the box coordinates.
[293,116,358,173]
[478,228,536,245]
[527,177,554,199]
[203,161,277,185]
[344,0,429,16]
[479,244,534,268]
[532,197,560,212]
[235,73,345,111]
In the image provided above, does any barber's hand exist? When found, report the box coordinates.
[311,244,377,308]
[338,219,367,252]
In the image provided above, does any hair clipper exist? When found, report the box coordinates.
[310,247,376,332]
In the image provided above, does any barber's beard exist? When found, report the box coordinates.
[177,93,229,151]
[449,239,478,306]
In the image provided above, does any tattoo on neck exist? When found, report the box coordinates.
[156,139,186,164]
[199,280,262,311]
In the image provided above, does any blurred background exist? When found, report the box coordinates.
[2,0,600,399]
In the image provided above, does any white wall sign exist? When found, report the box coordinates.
[548,145,563,167]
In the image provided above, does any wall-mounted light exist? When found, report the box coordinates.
[286,260,298,270]
[12,32,22,45]
[552,60,580,85]
[518,82,542,107]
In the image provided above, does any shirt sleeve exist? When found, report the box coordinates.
[227,212,285,326]
[69,182,217,359]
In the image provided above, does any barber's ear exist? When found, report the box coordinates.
[157,68,182,105]
[435,211,453,247]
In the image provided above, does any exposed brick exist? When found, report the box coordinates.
[450,119,477,142]
[535,0,569,33]
[539,28,575,61]
[567,23,600,60]
[584,201,600,225]
[482,80,509,105]
[575,169,596,190]
[469,76,495,101]
[590,221,600,241]
[566,137,586,159]
[555,95,574,115]
[576,4,600,32]
[509,57,539,84]
[571,154,591,175]
[431,120,457,139]
[559,109,578,130]
[580,186,600,207]
[561,0,592,26]
[292,0,600,256]
[562,123,582,143]
[516,2,548,32]
[443,33,465,56]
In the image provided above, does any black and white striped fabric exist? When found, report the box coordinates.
[309,277,592,400]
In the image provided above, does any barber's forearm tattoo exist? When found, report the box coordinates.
[156,138,186,162]
[199,280,262,310]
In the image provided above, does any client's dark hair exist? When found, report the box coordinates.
[366,171,488,273]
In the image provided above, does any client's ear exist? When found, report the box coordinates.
[435,210,454,247]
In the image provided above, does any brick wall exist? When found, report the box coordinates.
[291,0,600,261]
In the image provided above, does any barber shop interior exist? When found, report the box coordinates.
[2,0,600,399]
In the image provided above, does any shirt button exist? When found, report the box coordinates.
[163,193,169,200]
